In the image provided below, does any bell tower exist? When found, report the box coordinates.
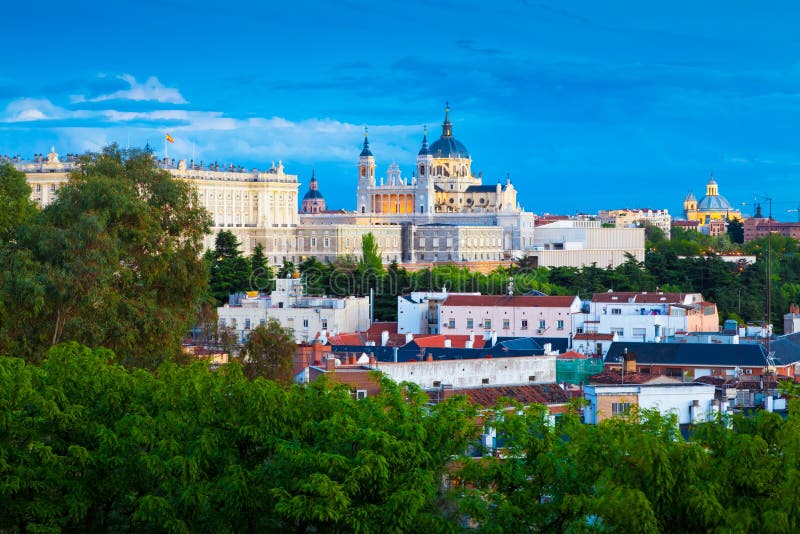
[415,127,435,214]
[357,128,376,213]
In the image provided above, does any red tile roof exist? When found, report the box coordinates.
[327,333,365,346]
[443,295,578,308]
[452,384,569,407]
[558,350,588,360]
[366,322,398,335]
[412,335,486,349]
[573,333,615,341]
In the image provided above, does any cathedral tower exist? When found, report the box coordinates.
[415,127,435,214]
[357,128,376,213]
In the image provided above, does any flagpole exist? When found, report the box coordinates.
[165,135,168,162]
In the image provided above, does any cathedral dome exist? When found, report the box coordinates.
[429,136,470,159]
[697,194,733,211]
[429,105,470,159]
[303,189,324,201]
[301,170,326,213]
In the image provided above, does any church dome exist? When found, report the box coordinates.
[697,194,734,211]
[429,105,470,159]
[301,170,326,213]
[303,189,324,201]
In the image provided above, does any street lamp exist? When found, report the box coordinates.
[616,348,628,384]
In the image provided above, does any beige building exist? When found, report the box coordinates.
[597,208,671,238]
[528,219,645,268]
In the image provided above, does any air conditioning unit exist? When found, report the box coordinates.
[536,328,545,334]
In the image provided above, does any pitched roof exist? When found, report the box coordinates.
[606,341,776,368]
[588,370,680,385]
[450,383,569,408]
[411,335,486,349]
[327,333,364,346]
[558,350,588,360]
[443,295,578,308]
[695,375,737,387]
[363,322,407,347]
[769,331,800,366]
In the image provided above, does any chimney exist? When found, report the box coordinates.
[381,330,389,346]
[444,339,452,348]
[405,332,414,344]
[325,356,336,371]
[369,355,377,368]
[623,348,637,374]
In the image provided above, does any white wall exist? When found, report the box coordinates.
[372,355,557,389]
[219,296,370,344]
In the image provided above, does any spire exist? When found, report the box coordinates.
[309,168,318,190]
[441,101,452,138]
[360,126,373,157]
[418,125,430,156]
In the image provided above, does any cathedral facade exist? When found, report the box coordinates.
[355,106,519,217]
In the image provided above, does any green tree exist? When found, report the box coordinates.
[207,230,251,305]
[359,232,383,272]
[249,242,273,292]
[2,146,210,366]
[727,218,745,244]
[0,163,37,241]
[236,319,296,382]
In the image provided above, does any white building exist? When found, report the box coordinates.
[297,354,558,390]
[397,290,481,335]
[583,382,720,425]
[575,291,720,342]
[217,276,370,344]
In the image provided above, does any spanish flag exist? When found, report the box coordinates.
[165,133,175,143]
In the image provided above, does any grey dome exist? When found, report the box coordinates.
[697,195,733,211]
[303,189,324,200]
[429,136,470,159]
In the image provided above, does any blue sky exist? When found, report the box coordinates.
[3,1,800,219]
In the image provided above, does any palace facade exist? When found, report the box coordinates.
[12,107,644,268]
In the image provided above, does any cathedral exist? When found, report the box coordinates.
[683,176,742,227]
[355,106,519,216]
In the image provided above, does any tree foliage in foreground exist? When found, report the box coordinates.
[0,344,476,532]
[0,147,211,366]
[4,346,800,532]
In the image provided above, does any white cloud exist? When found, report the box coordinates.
[1,79,423,168]
[2,98,68,122]
[88,74,187,104]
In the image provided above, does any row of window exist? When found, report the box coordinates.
[445,318,565,330]
[34,184,58,192]
[200,192,295,202]
[220,317,328,330]
[417,236,501,248]
[607,328,647,338]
